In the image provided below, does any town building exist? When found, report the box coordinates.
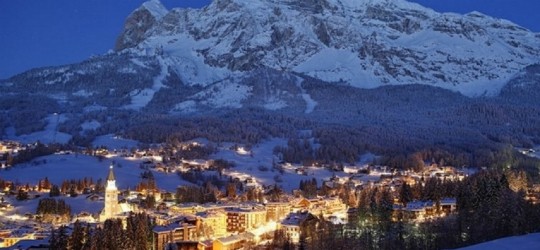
[197,211,227,239]
[440,198,457,214]
[226,206,266,233]
[213,232,254,250]
[0,228,36,248]
[152,215,200,250]
[265,202,291,222]
[279,211,317,243]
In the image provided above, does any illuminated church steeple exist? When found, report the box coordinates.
[100,164,122,221]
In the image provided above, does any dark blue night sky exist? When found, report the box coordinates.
[1,0,538,79]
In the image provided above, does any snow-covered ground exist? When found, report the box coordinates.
[5,195,104,216]
[458,233,540,250]
[0,153,191,192]
[530,145,540,159]
[92,134,139,150]
[80,120,101,131]
[211,138,350,191]
[123,57,169,110]
[5,114,72,144]
[295,77,317,114]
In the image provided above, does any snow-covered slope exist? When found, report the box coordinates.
[458,233,540,250]
[114,0,540,97]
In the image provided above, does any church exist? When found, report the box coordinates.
[99,164,132,222]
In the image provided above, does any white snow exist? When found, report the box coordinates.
[143,34,232,87]
[81,120,101,131]
[118,66,137,74]
[295,78,317,114]
[83,104,107,113]
[130,58,150,68]
[458,233,540,250]
[211,138,349,192]
[5,114,72,144]
[140,0,168,20]
[92,134,139,150]
[140,0,539,98]
[294,48,380,89]
[263,97,287,111]
[6,195,104,216]
[171,100,198,114]
[194,81,251,109]
[124,57,169,110]
[72,89,94,97]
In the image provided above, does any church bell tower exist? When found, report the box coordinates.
[100,164,121,221]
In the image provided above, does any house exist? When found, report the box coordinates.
[290,197,311,212]
[152,216,200,250]
[321,197,348,215]
[213,232,254,250]
[440,198,457,214]
[398,201,436,221]
[0,228,36,248]
[3,239,50,250]
[279,211,317,243]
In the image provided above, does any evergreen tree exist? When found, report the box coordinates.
[50,226,69,250]
[68,221,86,250]
[16,188,28,201]
[399,183,413,205]
[49,185,61,197]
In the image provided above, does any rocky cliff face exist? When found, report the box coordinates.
[115,0,168,51]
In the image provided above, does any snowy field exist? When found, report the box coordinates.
[92,134,140,150]
[5,114,72,144]
[5,195,104,216]
[530,145,540,159]
[211,138,353,191]
[459,233,540,250]
[0,153,192,192]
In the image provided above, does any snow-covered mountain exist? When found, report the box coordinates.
[115,0,539,98]
[1,0,540,149]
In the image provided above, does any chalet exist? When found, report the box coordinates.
[400,201,436,221]
[440,198,457,214]
[290,197,311,212]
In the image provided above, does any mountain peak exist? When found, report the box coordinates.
[140,0,168,20]
[114,0,169,51]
